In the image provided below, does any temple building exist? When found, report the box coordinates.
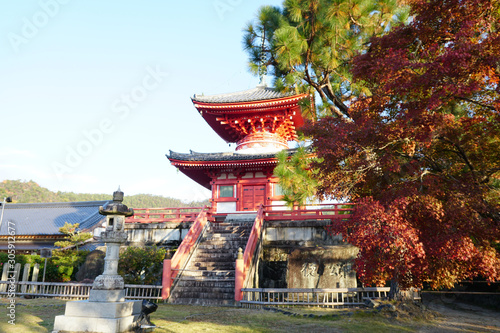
[167,83,309,213]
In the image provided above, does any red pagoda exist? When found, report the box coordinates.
[167,83,308,213]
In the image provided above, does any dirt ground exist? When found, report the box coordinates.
[419,296,500,332]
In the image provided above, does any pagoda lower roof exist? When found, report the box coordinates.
[166,149,296,189]
[167,149,288,164]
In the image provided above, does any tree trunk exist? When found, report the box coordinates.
[389,278,413,301]
[388,278,402,301]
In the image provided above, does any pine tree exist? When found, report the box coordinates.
[243,0,408,119]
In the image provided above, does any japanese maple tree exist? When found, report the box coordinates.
[305,0,500,291]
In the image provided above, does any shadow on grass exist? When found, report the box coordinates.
[0,298,450,333]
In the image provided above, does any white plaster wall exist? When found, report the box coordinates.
[217,202,237,213]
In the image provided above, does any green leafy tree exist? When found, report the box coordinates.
[244,0,408,119]
[54,222,93,250]
[274,147,322,207]
[118,246,166,285]
[52,222,92,281]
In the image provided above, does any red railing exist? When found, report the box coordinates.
[263,203,355,221]
[126,207,204,223]
[161,206,210,299]
[235,203,355,301]
[235,205,265,302]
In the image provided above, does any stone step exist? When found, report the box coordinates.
[179,269,235,278]
[191,254,238,262]
[211,221,254,226]
[176,280,235,288]
[170,297,235,306]
[192,252,237,259]
[223,214,257,222]
[205,233,248,239]
[168,219,252,306]
[197,243,246,250]
[207,231,251,236]
[173,291,235,300]
[173,286,234,294]
[201,238,247,243]
[188,256,237,263]
[208,226,252,232]
[175,277,234,284]
[195,247,243,253]
[192,262,235,270]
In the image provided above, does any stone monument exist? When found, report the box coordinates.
[288,245,359,289]
[53,188,142,333]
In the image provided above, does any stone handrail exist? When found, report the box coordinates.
[161,206,210,299]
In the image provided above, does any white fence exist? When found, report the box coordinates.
[0,261,163,301]
[241,287,397,308]
[0,280,163,301]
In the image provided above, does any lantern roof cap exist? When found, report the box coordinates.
[99,188,134,217]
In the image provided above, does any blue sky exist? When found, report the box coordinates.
[0,0,282,202]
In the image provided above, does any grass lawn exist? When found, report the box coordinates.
[0,297,433,332]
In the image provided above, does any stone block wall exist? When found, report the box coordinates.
[259,219,359,289]
[124,222,192,247]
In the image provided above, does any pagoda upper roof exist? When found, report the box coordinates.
[192,86,295,104]
[191,85,308,144]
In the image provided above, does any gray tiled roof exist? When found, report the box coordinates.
[167,149,296,162]
[0,201,109,236]
[192,86,294,103]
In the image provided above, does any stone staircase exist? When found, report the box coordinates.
[169,214,255,306]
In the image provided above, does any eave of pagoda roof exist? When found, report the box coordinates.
[167,149,288,165]
[192,86,299,104]
[166,149,297,189]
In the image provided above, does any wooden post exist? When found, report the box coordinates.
[21,263,30,293]
[31,263,39,281]
[235,248,244,302]
[0,263,8,292]
[161,259,172,300]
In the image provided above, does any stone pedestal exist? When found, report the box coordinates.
[53,297,142,333]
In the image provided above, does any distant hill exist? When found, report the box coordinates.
[0,180,209,208]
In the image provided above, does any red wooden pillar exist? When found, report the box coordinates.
[210,180,217,213]
[162,259,172,300]
[236,182,242,211]
[265,181,272,206]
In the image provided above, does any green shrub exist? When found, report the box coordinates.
[118,246,166,285]
[0,251,89,282]
[51,250,88,282]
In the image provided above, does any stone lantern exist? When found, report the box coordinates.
[92,187,134,294]
[53,188,142,333]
